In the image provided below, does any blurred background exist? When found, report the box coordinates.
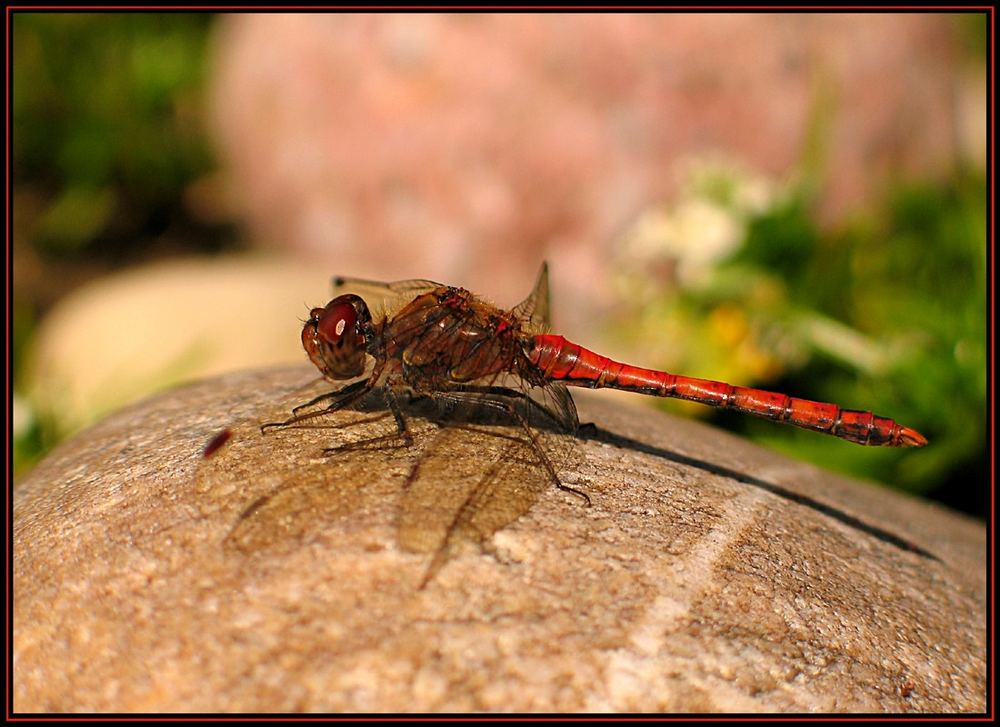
[12,13,987,518]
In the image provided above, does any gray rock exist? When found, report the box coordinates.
[13,366,985,712]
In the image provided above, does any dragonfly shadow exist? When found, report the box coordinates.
[576,423,941,563]
[272,388,939,566]
[264,387,576,587]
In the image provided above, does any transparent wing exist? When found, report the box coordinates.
[456,371,579,434]
[331,275,446,322]
[510,261,551,332]
[332,274,444,298]
[527,379,579,433]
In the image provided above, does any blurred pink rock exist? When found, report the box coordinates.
[206,13,974,322]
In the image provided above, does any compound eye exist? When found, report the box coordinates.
[317,301,358,345]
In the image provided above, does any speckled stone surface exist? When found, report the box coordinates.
[14,367,985,712]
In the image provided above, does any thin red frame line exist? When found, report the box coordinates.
[2,5,992,9]
[4,6,994,720]
[990,4,996,719]
[6,5,12,722]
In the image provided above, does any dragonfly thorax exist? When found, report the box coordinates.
[372,288,526,386]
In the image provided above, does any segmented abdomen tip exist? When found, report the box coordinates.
[899,426,928,447]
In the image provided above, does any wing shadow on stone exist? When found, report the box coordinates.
[231,387,937,587]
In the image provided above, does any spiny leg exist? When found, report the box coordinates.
[322,388,414,454]
[434,390,592,507]
[260,378,373,433]
[290,388,355,416]
[504,401,591,507]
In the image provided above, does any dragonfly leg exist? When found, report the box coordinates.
[260,378,372,433]
[290,389,346,415]
[433,390,592,507]
[322,388,414,454]
[508,404,591,507]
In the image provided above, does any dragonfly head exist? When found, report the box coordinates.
[302,294,373,380]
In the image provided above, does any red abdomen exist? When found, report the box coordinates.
[527,335,927,447]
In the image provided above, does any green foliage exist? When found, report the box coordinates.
[727,171,985,506]
[13,13,220,479]
[953,11,987,57]
[13,13,215,256]
[732,194,818,281]
[612,160,985,516]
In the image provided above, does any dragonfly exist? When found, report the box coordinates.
[262,262,926,504]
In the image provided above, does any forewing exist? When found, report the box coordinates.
[331,275,445,321]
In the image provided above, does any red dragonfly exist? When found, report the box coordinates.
[263,263,926,505]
